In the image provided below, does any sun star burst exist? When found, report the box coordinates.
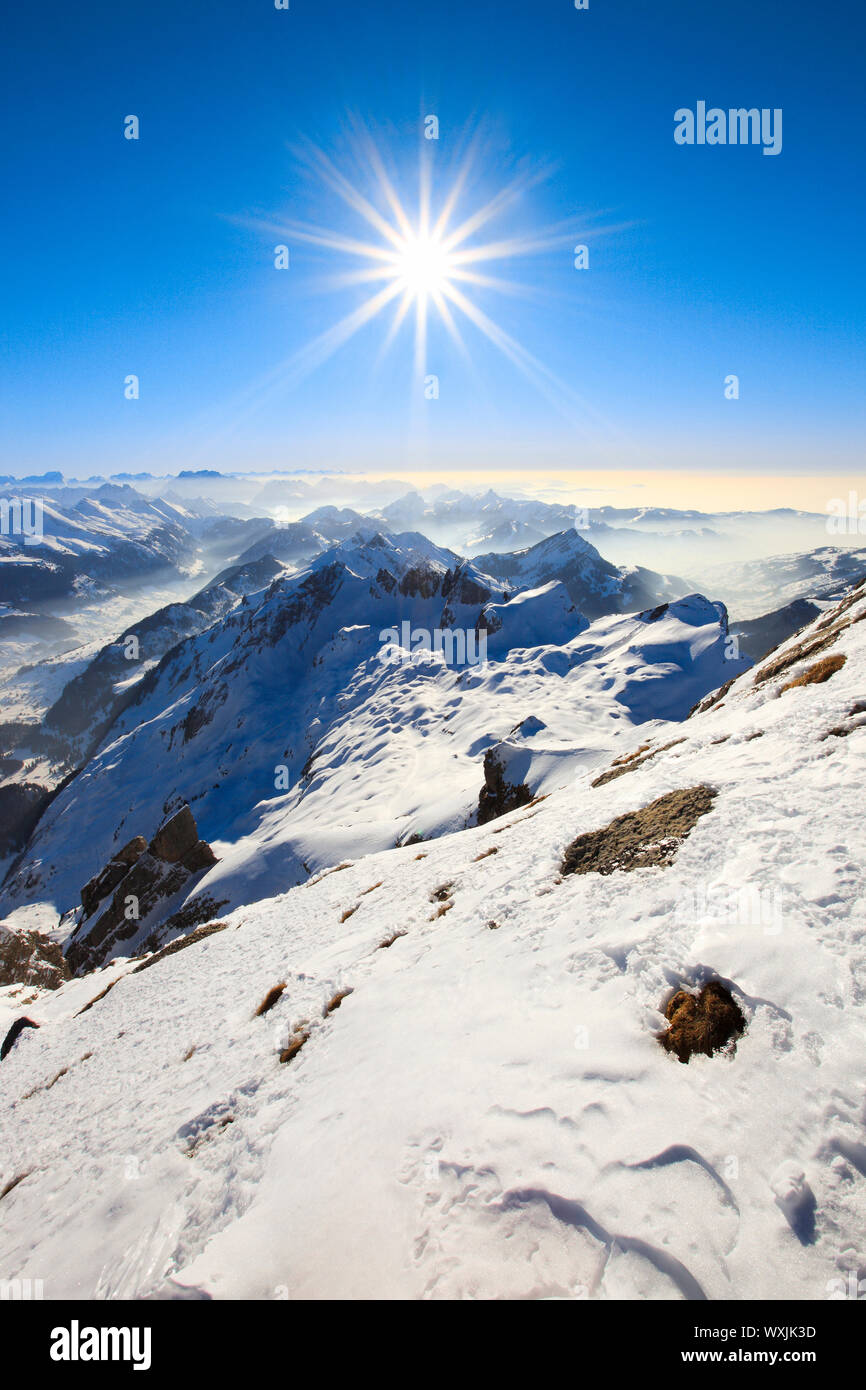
[233,123,622,432]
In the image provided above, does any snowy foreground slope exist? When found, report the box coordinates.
[1,588,865,1300]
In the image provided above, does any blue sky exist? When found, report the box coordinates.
[1,0,863,479]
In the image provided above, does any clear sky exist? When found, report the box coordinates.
[1,0,864,483]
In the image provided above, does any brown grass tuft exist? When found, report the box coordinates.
[473,847,499,861]
[255,982,286,1017]
[591,738,686,788]
[0,1171,31,1202]
[324,988,353,1016]
[339,906,358,923]
[75,978,120,1016]
[378,931,406,949]
[309,861,353,886]
[659,981,746,1064]
[279,1029,310,1065]
[754,626,846,686]
[780,653,846,692]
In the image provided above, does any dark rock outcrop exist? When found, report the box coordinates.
[80,836,148,918]
[66,806,218,975]
[0,783,53,861]
[477,749,533,826]
[0,926,68,990]
[1,1016,39,1061]
[148,806,201,864]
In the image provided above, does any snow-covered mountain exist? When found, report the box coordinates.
[0,486,202,605]
[0,530,742,949]
[0,581,863,1299]
[702,546,866,619]
[0,557,287,874]
[472,529,690,618]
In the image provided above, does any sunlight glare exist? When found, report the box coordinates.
[389,232,455,300]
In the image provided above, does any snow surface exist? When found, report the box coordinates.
[1,591,864,1300]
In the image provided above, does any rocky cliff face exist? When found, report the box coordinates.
[65,805,218,974]
[477,747,534,826]
[0,924,68,990]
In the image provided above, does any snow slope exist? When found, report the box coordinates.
[1,588,863,1300]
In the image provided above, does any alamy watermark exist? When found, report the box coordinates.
[378,621,487,667]
[676,881,784,936]
[826,491,865,535]
[675,103,782,156]
[1,1277,44,1300]
[0,496,44,546]
[50,1322,151,1371]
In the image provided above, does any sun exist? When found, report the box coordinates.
[389,232,455,301]
[244,124,610,420]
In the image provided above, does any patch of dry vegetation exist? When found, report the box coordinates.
[780,653,846,692]
[659,982,746,1064]
[255,982,286,1017]
[279,1029,310,1065]
[591,738,686,788]
[562,786,717,878]
[0,1171,31,1202]
[132,921,230,975]
[324,988,353,1016]
[378,931,407,949]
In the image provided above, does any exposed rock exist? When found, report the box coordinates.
[279,1028,310,1064]
[0,783,52,861]
[75,978,120,1016]
[641,603,670,622]
[148,806,200,863]
[477,749,533,826]
[324,988,353,1015]
[80,836,148,918]
[659,981,746,1064]
[179,682,229,744]
[689,675,737,718]
[66,805,219,975]
[822,700,866,740]
[561,785,717,877]
[376,567,396,594]
[0,1171,31,1201]
[1,1016,39,1062]
[399,563,443,600]
[0,924,68,990]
